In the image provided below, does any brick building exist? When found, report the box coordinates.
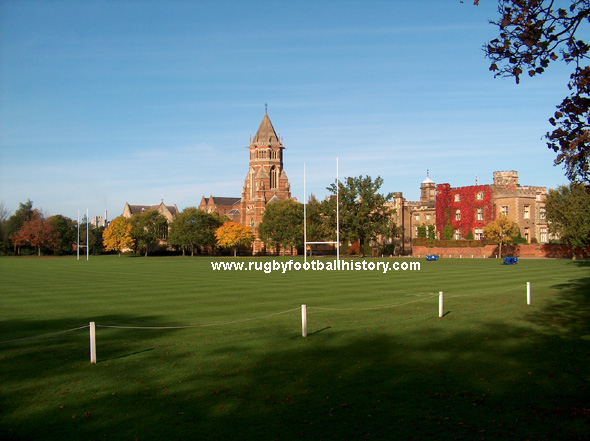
[198,110,293,254]
[435,171,548,243]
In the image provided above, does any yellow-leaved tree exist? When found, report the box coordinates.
[103,215,135,257]
[483,214,520,259]
[215,221,253,257]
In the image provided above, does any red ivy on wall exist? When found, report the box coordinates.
[436,184,493,238]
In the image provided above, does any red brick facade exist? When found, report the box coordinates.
[413,244,590,259]
[436,184,494,240]
[240,111,292,254]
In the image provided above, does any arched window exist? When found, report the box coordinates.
[270,166,277,189]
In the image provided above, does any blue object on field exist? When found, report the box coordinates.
[426,255,439,261]
[503,257,518,265]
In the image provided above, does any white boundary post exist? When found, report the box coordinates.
[89,321,97,364]
[439,291,444,318]
[527,282,531,305]
[301,305,307,337]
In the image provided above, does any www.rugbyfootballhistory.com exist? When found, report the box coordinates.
[211,259,421,274]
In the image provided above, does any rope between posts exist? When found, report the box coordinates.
[96,307,301,330]
[0,325,90,345]
[446,285,521,298]
[309,294,439,311]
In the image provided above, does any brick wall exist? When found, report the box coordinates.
[412,244,590,259]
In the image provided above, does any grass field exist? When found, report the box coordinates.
[1,256,589,440]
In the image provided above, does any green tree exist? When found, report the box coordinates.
[427,225,436,240]
[130,210,168,257]
[258,199,303,255]
[326,175,394,257]
[483,214,521,258]
[417,224,427,239]
[103,216,134,256]
[215,221,254,257]
[442,223,453,240]
[306,195,332,244]
[545,183,590,259]
[48,215,77,255]
[482,0,590,182]
[168,208,223,256]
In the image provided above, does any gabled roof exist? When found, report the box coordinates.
[256,166,269,179]
[125,202,178,218]
[252,112,282,147]
[209,196,241,207]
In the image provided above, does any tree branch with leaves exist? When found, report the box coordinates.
[482,0,590,181]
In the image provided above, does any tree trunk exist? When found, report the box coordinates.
[499,242,502,259]
[38,247,41,257]
[233,248,237,257]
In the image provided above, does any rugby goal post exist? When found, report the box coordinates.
[304,158,339,266]
[77,209,89,261]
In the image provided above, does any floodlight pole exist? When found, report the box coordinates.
[86,208,89,261]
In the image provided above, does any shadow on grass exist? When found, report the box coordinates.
[2,274,589,441]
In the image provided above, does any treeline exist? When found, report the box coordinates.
[0,200,105,256]
[0,175,398,257]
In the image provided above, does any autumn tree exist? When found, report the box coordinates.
[168,208,223,256]
[545,182,590,258]
[258,199,303,255]
[215,221,254,257]
[130,210,168,257]
[326,175,394,257]
[483,213,521,258]
[482,0,590,182]
[102,215,134,257]
[4,200,41,254]
[12,218,59,256]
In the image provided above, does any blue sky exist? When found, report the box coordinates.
[0,0,577,221]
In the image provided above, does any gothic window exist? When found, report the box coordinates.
[455,209,461,221]
[270,166,277,189]
[477,208,483,221]
[454,194,460,202]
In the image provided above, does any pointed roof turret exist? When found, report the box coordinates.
[252,111,283,147]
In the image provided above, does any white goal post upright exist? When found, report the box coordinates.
[304,157,340,267]
[77,209,89,261]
